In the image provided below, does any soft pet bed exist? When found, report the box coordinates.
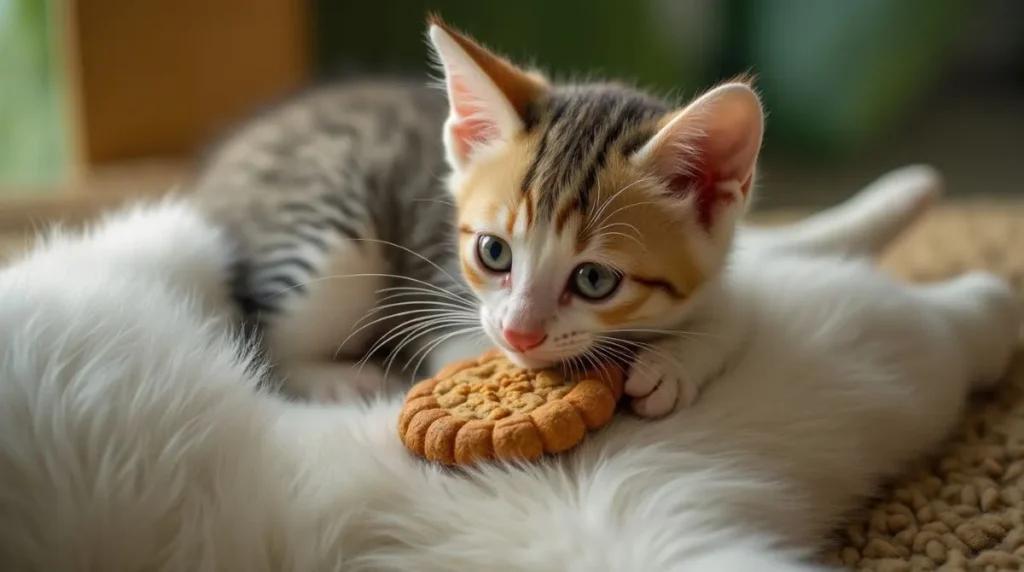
[0,201,1020,570]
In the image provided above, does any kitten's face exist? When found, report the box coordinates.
[454,134,710,369]
[428,18,763,369]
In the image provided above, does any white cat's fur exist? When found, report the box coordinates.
[0,166,1018,571]
[624,164,950,417]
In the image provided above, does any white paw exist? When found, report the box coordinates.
[624,349,699,419]
[282,361,388,404]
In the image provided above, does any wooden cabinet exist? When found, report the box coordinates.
[65,0,310,180]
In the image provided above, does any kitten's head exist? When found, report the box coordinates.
[427,17,763,369]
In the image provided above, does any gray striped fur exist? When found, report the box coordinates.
[522,83,669,220]
[193,81,455,322]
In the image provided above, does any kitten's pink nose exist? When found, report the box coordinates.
[503,328,547,352]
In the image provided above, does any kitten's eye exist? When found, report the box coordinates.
[476,234,512,272]
[571,263,621,300]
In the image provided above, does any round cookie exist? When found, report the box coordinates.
[398,350,624,465]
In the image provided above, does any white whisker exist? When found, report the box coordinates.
[610,328,725,340]
[350,237,468,294]
[404,326,482,379]
[583,178,651,233]
[339,306,477,358]
[375,284,477,305]
[352,299,477,328]
[589,230,647,251]
[260,272,468,301]
[358,314,475,364]
[376,322,467,379]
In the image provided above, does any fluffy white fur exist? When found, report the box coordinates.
[0,167,1018,570]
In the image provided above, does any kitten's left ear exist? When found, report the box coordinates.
[427,16,549,172]
[632,81,764,230]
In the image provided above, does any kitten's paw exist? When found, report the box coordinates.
[282,361,388,404]
[624,350,699,418]
[630,378,679,418]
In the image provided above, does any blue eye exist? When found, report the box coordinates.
[477,234,512,272]
[571,263,620,300]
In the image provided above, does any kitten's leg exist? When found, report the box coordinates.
[914,271,1020,388]
[261,240,389,403]
[625,308,740,418]
[625,336,725,418]
[746,164,942,258]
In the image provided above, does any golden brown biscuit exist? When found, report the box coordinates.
[398,350,624,465]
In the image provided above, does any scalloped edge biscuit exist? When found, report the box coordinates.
[398,350,623,465]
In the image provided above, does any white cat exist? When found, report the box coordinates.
[0,165,1017,571]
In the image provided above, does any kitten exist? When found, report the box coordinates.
[422,20,970,417]
[191,19,947,412]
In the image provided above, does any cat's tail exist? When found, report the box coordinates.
[748,164,943,258]
[22,195,240,324]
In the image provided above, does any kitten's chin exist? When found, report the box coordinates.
[499,349,556,371]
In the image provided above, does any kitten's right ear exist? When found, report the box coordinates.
[427,16,548,171]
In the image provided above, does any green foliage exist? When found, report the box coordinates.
[314,0,709,96]
[0,0,68,189]
[747,0,966,156]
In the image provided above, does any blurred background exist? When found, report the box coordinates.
[0,0,1021,215]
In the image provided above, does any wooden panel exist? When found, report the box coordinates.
[70,0,310,165]
[0,158,186,233]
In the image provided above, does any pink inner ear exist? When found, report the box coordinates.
[647,84,762,230]
[450,117,494,162]
[451,76,481,119]
[663,161,735,231]
[448,76,500,162]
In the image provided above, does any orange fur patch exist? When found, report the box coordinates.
[524,188,536,227]
[505,206,518,235]
[460,259,486,288]
[581,154,706,307]
[454,132,538,231]
[595,289,653,326]
[554,195,581,235]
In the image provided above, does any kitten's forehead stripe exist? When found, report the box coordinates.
[554,195,581,235]
[520,97,569,195]
[523,85,670,223]
[505,204,518,236]
[523,188,536,227]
